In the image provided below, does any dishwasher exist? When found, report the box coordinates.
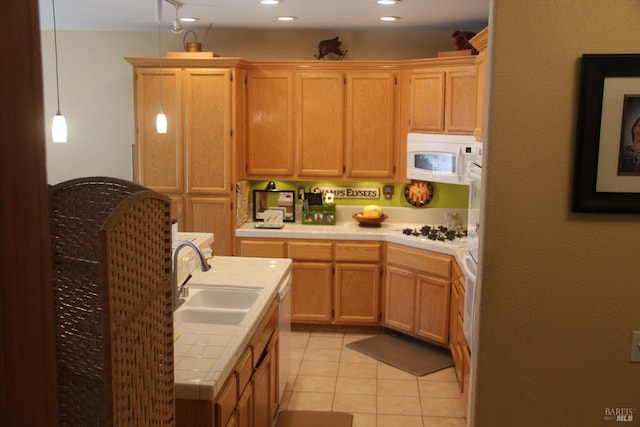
[277,271,292,405]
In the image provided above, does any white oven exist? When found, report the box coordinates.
[462,143,482,352]
[407,133,480,185]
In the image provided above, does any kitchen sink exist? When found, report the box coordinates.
[174,307,248,326]
[174,287,263,326]
[183,287,262,310]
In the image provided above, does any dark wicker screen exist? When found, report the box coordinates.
[49,177,174,426]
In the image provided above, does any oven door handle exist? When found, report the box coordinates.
[461,254,477,281]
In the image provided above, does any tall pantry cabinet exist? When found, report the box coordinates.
[127,57,244,256]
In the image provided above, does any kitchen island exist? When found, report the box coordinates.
[173,255,291,426]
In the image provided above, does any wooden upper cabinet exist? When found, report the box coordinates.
[184,69,232,194]
[245,70,295,177]
[134,67,183,193]
[403,59,477,136]
[408,70,446,132]
[346,71,397,178]
[470,27,489,141]
[244,63,399,181]
[295,72,345,177]
[128,58,240,256]
[444,66,477,134]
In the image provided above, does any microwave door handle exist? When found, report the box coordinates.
[456,145,464,183]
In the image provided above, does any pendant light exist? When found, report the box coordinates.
[171,4,184,34]
[156,0,167,134]
[51,0,67,143]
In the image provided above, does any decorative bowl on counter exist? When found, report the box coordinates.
[352,213,389,227]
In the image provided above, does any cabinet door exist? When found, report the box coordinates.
[449,276,461,371]
[461,344,471,412]
[245,71,295,177]
[474,51,487,141]
[445,67,477,134]
[184,69,232,195]
[168,194,185,227]
[186,196,233,256]
[415,274,450,345]
[237,380,253,427]
[215,374,238,427]
[384,266,415,333]
[335,263,380,324]
[408,70,445,132]
[253,350,273,427]
[345,72,397,178]
[291,262,333,323]
[134,67,183,193]
[295,72,345,177]
[225,413,238,427]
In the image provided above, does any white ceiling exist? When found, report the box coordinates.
[39,0,490,32]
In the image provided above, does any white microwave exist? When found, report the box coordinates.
[406,133,481,185]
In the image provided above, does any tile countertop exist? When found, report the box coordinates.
[173,256,292,401]
[236,206,469,263]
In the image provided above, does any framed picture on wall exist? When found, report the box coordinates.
[572,54,640,213]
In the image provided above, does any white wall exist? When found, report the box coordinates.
[41,31,159,184]
[40,27,479,184]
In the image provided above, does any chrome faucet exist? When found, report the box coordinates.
[172,241,211,310]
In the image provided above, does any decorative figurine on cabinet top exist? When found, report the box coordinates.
[451,30,479,54]
[314,36,347,60]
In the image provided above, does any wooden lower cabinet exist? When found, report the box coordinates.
[187,196,233,257]
[450,259,471,411]
[291,261,333,322]
[253,330,278,427]
[236,377,253,427]
[236,238,382,326]
[335,263,381,324]
[461,344,471,411]
[384,243,451,346]
[385,266,416,332]
[176,302,279,427]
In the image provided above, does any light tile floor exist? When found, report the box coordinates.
[279,330,466,427]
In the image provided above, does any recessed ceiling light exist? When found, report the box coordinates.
[278,16,297,21]
[179,17,199,22]
[260,0,282,4]
[380,16,400,22]
[377,0,399,4]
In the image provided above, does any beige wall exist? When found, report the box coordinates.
[40,27,476,184]
[473,1,640,426]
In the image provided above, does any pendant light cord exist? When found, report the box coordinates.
[52,0,62,114]
[158,19,163,113]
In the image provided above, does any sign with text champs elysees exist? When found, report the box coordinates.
[309,186,379,199]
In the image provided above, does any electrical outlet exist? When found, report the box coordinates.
[631,331,640,363]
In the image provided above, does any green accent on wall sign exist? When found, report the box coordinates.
[309,186,379,199]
